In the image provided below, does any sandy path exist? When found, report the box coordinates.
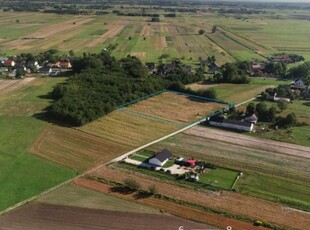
[87,21,127,47]
[91,166,310,230]
[3,17,94,49]
[185,126,310,159]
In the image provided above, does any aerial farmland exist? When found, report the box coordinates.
[0,0,310,230]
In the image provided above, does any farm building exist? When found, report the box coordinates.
[244,114,258,124]
[208,116,254,132]
[175,158,196,167]
[273,93,291,102]
[149,149,173,166]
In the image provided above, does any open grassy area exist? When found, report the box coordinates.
[0,116,75,211]
[236,173,310,212]
[187,78,290,104]
[199,168,239,190]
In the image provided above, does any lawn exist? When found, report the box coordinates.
[235,173,310,212]
[0,116,75,211]
[199,168,239,190]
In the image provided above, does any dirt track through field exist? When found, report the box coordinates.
[90,166,310,230]
[186,126,310,159]
[0,78,35,96]
[87,21,127,47]
[0,203,210,230]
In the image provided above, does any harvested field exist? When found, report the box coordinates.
[0,78,35,96]
[78,109,180,148]
[0,203,210,230]
[89,166,310,230]
[74,178,267,230]
[87,21,127,47]
[3,17,94,50]
[150,125,310,182]
[29,125,129,171]
[37,184,161,214]
[126,92,226,124]
[140,25,151,37]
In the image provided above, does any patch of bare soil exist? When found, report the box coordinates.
[90,166,310,230]
[0,203,210,230]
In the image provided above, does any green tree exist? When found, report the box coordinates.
[124,178,141,191]
[198,29,205,35]
[277,100,288,112]
[148,184,158,195]
[212,25,217,33]
[246,103,255,115]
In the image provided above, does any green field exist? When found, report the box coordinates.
[236,173,310,211]
[0,77,77,212]
[199,168,239,190]
[1,10,310,64]
[0,116,75,211]
[188,78,290,104]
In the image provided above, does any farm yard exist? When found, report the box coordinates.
[1,10,310,64]
[146,126,310,211]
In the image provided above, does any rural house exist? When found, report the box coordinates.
[291,79,305,91]
[149,149,173,166]
[244,114,258,124]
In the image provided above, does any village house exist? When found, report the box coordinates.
[290,79,305,91]
[149,149,173,166]
[244,114,258,124]
[39,66,52,75]
[145,62,156,72]
[54,60,72,69]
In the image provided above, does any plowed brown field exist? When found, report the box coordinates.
[75,178,269,230]
[0,203,211,230]
[89,166,310,230]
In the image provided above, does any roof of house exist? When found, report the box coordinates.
[245,114,258,122]
[223,119,253,128]
[187,159,196,165]
[151,149,173,163]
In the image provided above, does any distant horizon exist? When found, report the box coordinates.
[203,0,310,3]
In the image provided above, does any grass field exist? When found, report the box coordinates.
[199,168,239,190]
[0,116,75,211]
[125,92,227,124]
[187,78,291,104]
[1,10,309,64]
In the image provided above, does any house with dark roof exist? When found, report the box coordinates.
[208,116,254,132]
[291,79,305,91]
[244,114,258,124]
[149,149,173,166]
